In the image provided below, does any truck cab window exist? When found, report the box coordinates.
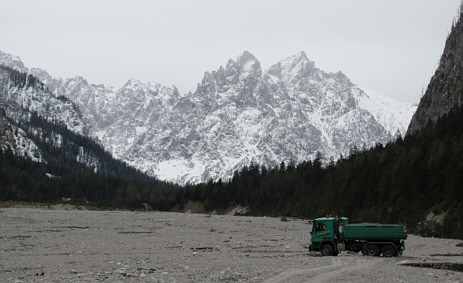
[315,223,326,232]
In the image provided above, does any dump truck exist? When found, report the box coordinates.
[309,216,407,257]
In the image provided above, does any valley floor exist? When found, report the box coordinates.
[1,205,462,282]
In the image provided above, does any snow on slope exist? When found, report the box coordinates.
[358,87,417,136]
[0,115,43,163]
[0,49,417,184]
[135,51,417,184]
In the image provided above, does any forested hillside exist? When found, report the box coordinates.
[0,113,178,209]
[181,106,463,238]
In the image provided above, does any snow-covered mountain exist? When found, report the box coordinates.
[139,51,416,183]
[0,53,88,136]
[0,52,98,170]
[357,88,417,137]
[0,50,416,184]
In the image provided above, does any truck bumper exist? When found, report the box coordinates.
[309,243,320,251]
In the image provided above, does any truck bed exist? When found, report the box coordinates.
[343,224,407,241]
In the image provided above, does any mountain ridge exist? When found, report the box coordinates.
[0,49,416,184]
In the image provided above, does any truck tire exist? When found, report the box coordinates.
[361,246,367,255]
[321,244,334,256]
[365,244,380,256]
[382,245,397,257]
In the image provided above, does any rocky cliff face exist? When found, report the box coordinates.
[408,15,463,134]
[1,50,416,184]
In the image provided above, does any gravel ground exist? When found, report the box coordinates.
[1,205,462,282]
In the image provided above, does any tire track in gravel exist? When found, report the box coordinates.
[262,255,377,283]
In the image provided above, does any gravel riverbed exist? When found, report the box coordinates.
[1,205,462,282]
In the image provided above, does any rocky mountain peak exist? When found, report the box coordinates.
[266,51,315,84]
[237,50,258,63]
[226,51,262,82]
[279,51,312,71]
[196,51,263,96]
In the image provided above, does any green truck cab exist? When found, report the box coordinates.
[309,216,407,257]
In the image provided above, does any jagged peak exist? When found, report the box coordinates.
[235,51,262,81]
[236,50,259,65]
[289,51,309,62]
[196,51,262,92]
[279,51,314,70]
[223,51,261,73]
[266,51,315,81]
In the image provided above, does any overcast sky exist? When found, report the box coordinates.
[1,0,461,103]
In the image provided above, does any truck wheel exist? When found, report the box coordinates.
[321,244,334,256]
[361,247,367,255]
[365,245,380,256]
[382,245,397,257]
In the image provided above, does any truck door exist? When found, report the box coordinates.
[314,220,334,239]
[311,221,327,244]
